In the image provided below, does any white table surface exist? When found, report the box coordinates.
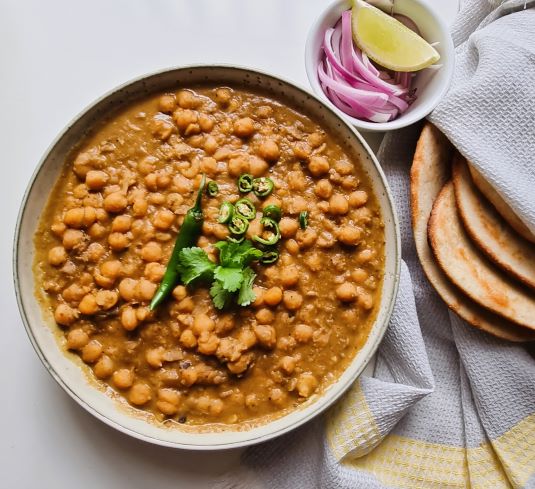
[0,1,458,487]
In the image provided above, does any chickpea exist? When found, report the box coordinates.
[228,156,250,177]
[314,179,333,199]
[62,283,86,303]
[179,329,197,349]
[136,278,156,302]
[145,173,158,191]
[118,306,138,331]
[351,268,368,283]
[144,262,165,282]
[113,369,134,389]
[257,139,280,161]
[285,239,300,255]
[108,232,130,251]
[153,209,175,230]
[63,208,85,228]
[337,225,361,246]
[177,90,201,109]
[100,260,121,279]
[263,286,283,307]
[94,355,114,379]
[255,308,275,324]
[280,266,299,288]
[341,176,359,190]
[172,285,187,301]
[140,241,162,262]
[208,398,224,416]
[103,192,128,213]
[296,228,317,249]
[129,383,152,406]
[329,194,349,215]
[245,393,260,409]
[119,278,137,301]
[177,297,194,313]
[279,356,296,375]
[88,223,106,239]
[204,135,218,154]
[85,242,105,262]
[308,132,324,148]
[157,388,181,415]
[279,217,299,238]
[146,347,164,368]
[51,222,67,237]
[62,229,84,250]
[95,289,119,310]
[212,223,229,240]
[356,248,375,264]
[334,160,353,175]
[48,246,68,266]
[173,108,198,131]
[269,388,287,406]
[66,328,89,350]
[192,314,215,335]
[358,289,374,310]
[253,324,277,349]
[159,93,176,113]
[336,282,358,302]
[308,155,330,176]
[199,156,218,176]
[248,155,269,177]
[349,190,369,208]
[296,372,318,398]
[293,323,313,343]
[197,332,220,355]
[132,198,148,217]
[199,114,215,132]
[81,340,103,363]
[78,294,98,315]
[233,117,255,138]
[111,215,132,233]
[85,170,109,190]
[292,141,311,160]
[287,171,306,191]
[215,87,232,105]
[283,290,303,310]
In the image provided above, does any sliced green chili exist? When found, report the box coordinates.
[253,217,281,246]
[150,174,206,310]
[299,211,308,230]
[262,204,281,222]
[252,177,274,198]
[234,198,256,221]
[238,173,254,193]
[228,215,249,235]
[260,250,279,265]
[227,235,245,244]
[218,202,234,224]
[207,181,219,197]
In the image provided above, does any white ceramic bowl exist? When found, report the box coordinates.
[14,65,400,449]
[305,0,455,132]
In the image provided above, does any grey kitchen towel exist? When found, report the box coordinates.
[215,1,535,487]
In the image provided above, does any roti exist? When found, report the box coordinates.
[468,165,535,244]
[410,123,535,342]
[429,182,535,331]
[453,155,535,289]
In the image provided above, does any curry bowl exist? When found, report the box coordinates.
[14,65,400,449]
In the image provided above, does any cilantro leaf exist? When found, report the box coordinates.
[178,247,216,285]
[210,279,232,310]
[215,239,262,268]
[213,266,244,292]
[237,267,257,306]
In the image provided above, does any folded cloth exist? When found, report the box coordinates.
[215,1,535,487]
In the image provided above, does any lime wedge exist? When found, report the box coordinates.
[351,0,440,72]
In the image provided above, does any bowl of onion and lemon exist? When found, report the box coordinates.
[305,0,454,132]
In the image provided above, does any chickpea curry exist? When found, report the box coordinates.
[35,86,384,428]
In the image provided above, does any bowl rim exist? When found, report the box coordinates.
[13,63,401,449]
[304,0,456,132]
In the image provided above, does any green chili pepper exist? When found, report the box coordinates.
[260,250,279,265]
[228,215,249,235]
[234,198,256,221]
[218,202,234,224]
[252,177,274,198]
[207,181,219,197]
[253,217,281,246]
[299,211,308,229]
[238,173,254,193]
[227,235,245,244]
[150,175,206,310]
[262,204,281,222]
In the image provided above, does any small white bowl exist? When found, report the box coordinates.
[305,0,455,132]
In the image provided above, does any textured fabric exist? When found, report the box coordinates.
[215,1,535,488]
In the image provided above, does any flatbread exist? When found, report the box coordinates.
[453,155,535,289]
[468,165,535,244]
[429,182,535,331]
[411,123,535,342]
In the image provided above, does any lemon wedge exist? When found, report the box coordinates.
[351,0,440,72]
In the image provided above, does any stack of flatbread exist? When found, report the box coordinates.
[410,123,535,342]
